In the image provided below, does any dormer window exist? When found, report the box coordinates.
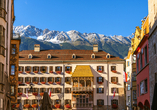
[91,54,95,58]
[106,53,110,58]
[72,54,76,59]
[28,54,32,59]
[47,54,51,59]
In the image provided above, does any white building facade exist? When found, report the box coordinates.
[16,44,125,110]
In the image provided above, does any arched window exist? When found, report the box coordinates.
[28,54,32,59]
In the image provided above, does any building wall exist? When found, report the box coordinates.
[148,0,157,107]
[18,61,125,110]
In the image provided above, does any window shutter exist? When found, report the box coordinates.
[116,77,118,83]
[111,88,113,93]
[55,67,57,71]
[70,66,72,71]
[65,66,67,71]
[102,100,104,105]
[111,77,113,82]
[97,77,99,83]
[97,100,98,105]
[117,88,119,93]
[40,66,42,72]
[102,88,104,93]
[60,88,62,93]
[25,66,27,72]
[45,66,47,72]
[97,88,99,93]
[59,77,61,82]
[22,67,24,72]
[97,66,99,71]
[102,66,104,72]
[65,77,67,82]
[60,66,62,71]
[102,77,104,82]
[33,67,35,71]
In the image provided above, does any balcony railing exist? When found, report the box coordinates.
[72,87,93,91]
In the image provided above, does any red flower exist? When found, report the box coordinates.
[40,92,44,96]
[55,104,61,108]
[33,82,38,84]
[33,92,38,96]
[26,82,30,84]
[16,104,20,108]
[98,82,103,84]
[41,82,46,84]
[19,71,22,73]
[12,104,15,108]
[66,71,71,73]
[112,70,117,73]
[34,71,38,73]
[50,71,53,73]
[26,71,30,73]
[65,104,71,108]
[112,82,117,84]
[18,81,22,84]
[98,70,103,73]
[32,104,38,108]
[48,81,53,84]
[24,104,30,108]
[18,93,22,96]
[56,71,61,74]
[112,104,118,109]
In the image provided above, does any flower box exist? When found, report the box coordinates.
[33,82,38,84]
[41,71,46,73]
[18,81,22,84]
[56,82,61,85]
[26,82,30,84]
[19,71,23,73]
[48,81,53,84]
[98,82,103,84]
[65,104,71,108]
[24,104,30,108]
[112,70,117,73]
[112,82,117,84]
[50,71,53,73]
[32,104,38,108]
[56,71,61,74]
[98,105,103,107]
[40,92,44,96]
[32,92,38,96]
[34,71,38,73]
[26,71,30,73]
[66,71,71,73]
[98,70,103,73]
[112,104,118,109]
[16,104,20,108]
[41,82,46,84]
[55,104,61,108]
[12,104,16,108]
[18,93,22,96]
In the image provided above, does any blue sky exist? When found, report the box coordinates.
[14,0,148,37]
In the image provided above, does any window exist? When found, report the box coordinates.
[137,84,139,97]
[128,96,130,102]
[111,77,118,84]
[65,66,71,72]
[19,66,23,72]
[133,90,137,99]
[11,65,15,75]
[144,79,147,93]
[145,46,147,65]
[106,53,110,58]
[25,66,30,72]
[55,77,60,82]
[140,81,145,95]
[111,99,118,105]
[127,61,130,66]
[97,77,104,83]
[128,72,130,78]
[47,54,51,59]
[0,63,4,83]
[55,66,62,71]
[91,54,95,58]
[0,46,5,56]
[97,99,104,106]
[97,88,104,93]
[97,66,104,72]
[111,66,116,71]
[0,26,5,48]
[11,44,16,54]
[10,86,15,96]
[127,84,130,91]
[65,88,71,93]
[0,0,6,20]
[154,44,156,54]
[72,54,76,59]
[55,88,61,93]
[111,88,119,93]
[140,53,142,70]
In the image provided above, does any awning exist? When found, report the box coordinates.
[72,65,93,77]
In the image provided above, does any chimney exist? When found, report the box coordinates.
[34,44,40,52]
[93,44,98,52]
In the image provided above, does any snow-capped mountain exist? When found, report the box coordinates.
[13,25,131,45]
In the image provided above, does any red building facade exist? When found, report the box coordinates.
[134,34,150,109]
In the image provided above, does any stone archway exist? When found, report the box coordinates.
[144,100,150,110]
[138,102,143,110]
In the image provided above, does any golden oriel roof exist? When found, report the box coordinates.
[72,65,93,77]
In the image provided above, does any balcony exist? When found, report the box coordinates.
[72,87,93,91]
